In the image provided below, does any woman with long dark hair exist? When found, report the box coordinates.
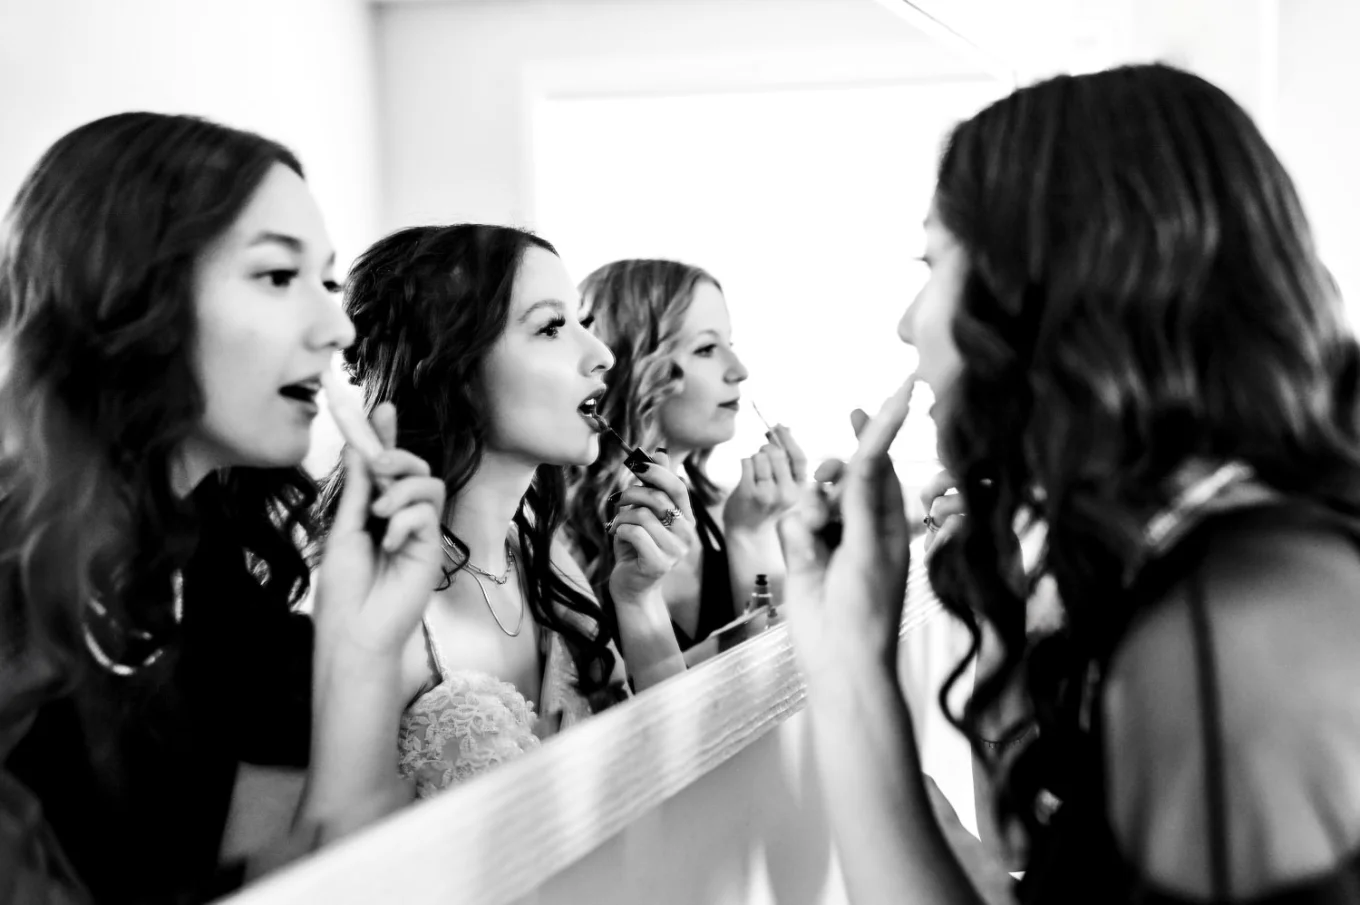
[318,225,688,795]
[780,64,1360,903]
[0,112,446,902]
[565,260,805,655]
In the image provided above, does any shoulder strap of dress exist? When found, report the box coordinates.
[421,617,448,679]
[1186,568,1230,900]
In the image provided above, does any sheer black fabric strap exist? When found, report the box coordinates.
[1187,569,1230,900]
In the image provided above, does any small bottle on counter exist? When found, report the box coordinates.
[746,573,772,614]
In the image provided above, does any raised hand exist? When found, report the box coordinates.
[301,401,446,845]
[776,380,917,677]
[607,449,694,606]
[722,425,809,539]
[315,403,445,659]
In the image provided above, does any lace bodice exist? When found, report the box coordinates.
[397,620,541,798]
[396,615,602,797]
[397,671,541,798]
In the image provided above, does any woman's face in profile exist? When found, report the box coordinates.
[186,163,354,476]
[480,246,616,467]
[656,280,748,452]
[898,200,966,428]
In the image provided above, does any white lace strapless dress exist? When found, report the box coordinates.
[396,617,601,798]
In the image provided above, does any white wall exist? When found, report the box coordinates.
[1276,0,1360,313]
[373,0,990,233]
[0,0,382,475]
[0,0,381,264]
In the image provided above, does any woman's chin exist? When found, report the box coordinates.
[561,435,602,468]
[705,425,738,447]
[240,442,310,473]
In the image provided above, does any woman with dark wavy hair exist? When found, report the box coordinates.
[779,63,1360,904]
[318,225,688,795]
[0,113,446,903]
[565,260,806,655]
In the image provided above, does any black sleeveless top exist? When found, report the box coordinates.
[1017,484,1360,903]
[669,489,736,650]
[601,487,736,660]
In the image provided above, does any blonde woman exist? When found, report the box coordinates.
[565,260,805,655]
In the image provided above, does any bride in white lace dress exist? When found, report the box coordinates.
[321,224,694,797]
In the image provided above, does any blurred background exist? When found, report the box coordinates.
[3,0,1356,493]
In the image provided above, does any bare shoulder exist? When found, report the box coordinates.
[1104,516,1360,898]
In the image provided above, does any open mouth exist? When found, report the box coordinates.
[280,378,321,405]
[577,390,605,418]
[578,392,609,434]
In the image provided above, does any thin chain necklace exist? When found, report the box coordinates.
[83,570,184,676]
[442,535,524,637]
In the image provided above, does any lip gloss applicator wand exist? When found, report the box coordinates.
[578,397,654,470]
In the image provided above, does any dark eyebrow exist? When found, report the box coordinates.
[517,299,567,324]
[248,231,304,253]
[247,231,336,268]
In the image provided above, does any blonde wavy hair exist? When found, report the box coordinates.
[564,259,722,594]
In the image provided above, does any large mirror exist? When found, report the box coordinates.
[227,0,1013,898]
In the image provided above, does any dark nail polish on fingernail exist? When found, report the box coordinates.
[764,431,773,441]
[607,490,622,505]
[655,446,668,456]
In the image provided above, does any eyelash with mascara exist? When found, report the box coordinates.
[539,315,568,337]
[258,269,341,294]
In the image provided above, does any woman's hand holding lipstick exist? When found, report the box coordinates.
[606,449,695,605]
[297,370,448,844]
[722,423,808,540]
[776,377,918,678]
[317,369,446,657]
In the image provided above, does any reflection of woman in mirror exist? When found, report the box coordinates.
[780,63,1360,904]
[565,260,807,655]
[0,113,446,902]
[320,225,687,798]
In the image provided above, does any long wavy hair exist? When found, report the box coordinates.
[315,224,622,705]
[924,63,1360,853]
[0,113,319,713]
[564,259,723,593]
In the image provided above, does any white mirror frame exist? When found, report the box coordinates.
[226,550,946,905]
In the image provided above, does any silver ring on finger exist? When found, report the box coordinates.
[660,507,683,528]
[923,515,940,532]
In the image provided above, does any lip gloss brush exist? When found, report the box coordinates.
[581,406,654,470]
[750,401,784,450]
